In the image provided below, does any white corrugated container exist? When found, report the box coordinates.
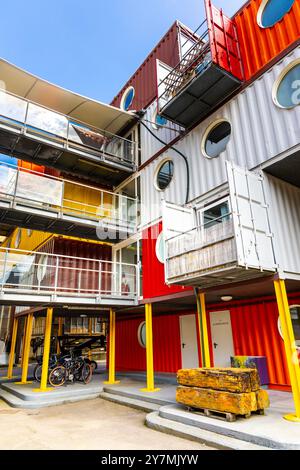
[265,174,300,280]
[140,100,182,164]
[141,45,300,227]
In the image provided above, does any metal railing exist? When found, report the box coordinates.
[0,247,138,300]
[158,20,211,111]
[0,89,137,166]
[0,162,138,229]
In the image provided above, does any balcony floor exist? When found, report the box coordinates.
[160,62,241,129]
[0,200,135,243]
[0,125,134,187]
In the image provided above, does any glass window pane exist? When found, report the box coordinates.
[276,63,300,108]
[261,0,295,28]
[203,201,230,229]
[121,87,135,111]
[156,160,174,190]
[204,122,231,158]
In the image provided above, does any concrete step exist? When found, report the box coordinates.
[0,387,101,409]
[102,386,173,407]
[1,381,102,402]
[146,411,271,451]
[158,404,294,450]
[99,391,161,412]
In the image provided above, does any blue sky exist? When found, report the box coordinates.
[0,0,243,104]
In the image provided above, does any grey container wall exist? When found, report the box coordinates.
[140,45,300,228]
[140,100,182,164]
[264,174,300,281]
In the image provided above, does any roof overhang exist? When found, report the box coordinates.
[0,58,137,135]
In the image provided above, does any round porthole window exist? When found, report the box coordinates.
[257,0,295,28]
[278,305,300,350]
[155,232,165,264]
[120,86,135,111]
[152,109,167,130]
[154,158,174,191]
[137,321,146,348]
[273,60,300,109]
[202,120,231,159]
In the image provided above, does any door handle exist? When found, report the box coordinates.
[214,342,218,349]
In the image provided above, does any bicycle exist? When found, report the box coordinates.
[48,350,93,387]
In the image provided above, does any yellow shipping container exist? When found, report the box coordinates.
[63,181,114,220]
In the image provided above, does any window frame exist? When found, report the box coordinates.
[137,321,146,348]
[278,304,300,349]
[120,86,135,111]
[197,196,231,229]
[151,108,167,130]
[155,232,165,264]
[154,157,174,192]
[272,59,300,109]
[201,118,232,159]
[257,0,295,29]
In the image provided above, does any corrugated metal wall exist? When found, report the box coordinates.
[1,228,53,252]
[39,237,112,293]
[215,299,292,388]
[265,174,300,278]
[140,45,300,227]
[111,22,199,112]
[142,222,191,299]
[235,0,300,80]
[115,294,299,388]
[140,100,182,164]
[115,313,183,373]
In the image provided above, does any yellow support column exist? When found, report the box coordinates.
[33,308,53,392]
[4,317,18,380]
[141,303,160,393]
[197,292,211,368]
[20,316,27,369]
[274,279,300,422]
[15,313,34,385]
[104,309,120,385]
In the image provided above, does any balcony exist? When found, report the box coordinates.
[157,1,244,128]
[0,247,138,306]
[0,89,137,186]
[163,163,277,289]
[0,162,137,242]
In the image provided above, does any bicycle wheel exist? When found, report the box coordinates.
[49,365,66,387]
[33,364,43,382]
[84,358,97,371]
[81,363,93,384]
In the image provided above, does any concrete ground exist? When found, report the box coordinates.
[0,398,213,450]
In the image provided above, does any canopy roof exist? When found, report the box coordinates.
[0,58,137,135]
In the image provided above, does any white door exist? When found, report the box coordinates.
[180,314,199,369]
[209,310,234,367]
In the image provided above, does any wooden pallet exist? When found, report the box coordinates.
[187,406,265,423]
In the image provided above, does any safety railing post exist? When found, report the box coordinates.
[54,256,59,295]
[98,261,102,297]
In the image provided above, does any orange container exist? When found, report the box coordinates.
[235,0,300,80]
